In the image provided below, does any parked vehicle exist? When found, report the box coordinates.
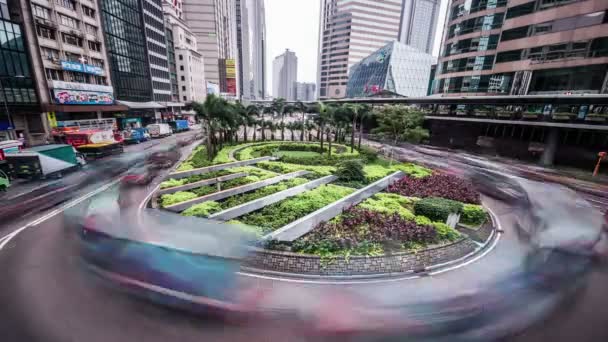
[123,128,150,144]
[168,120,189,133]
[6,144,86,179]
[65,129,124,159]
[0,170,10,191]
[0,140,23,161]
[147,123,172,138]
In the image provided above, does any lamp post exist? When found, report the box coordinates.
[0,75,25,140]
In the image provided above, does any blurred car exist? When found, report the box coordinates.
[146,147,181,169]
[122,166,159,186]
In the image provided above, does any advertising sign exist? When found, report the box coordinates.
[51,80,113,93]
[61,61,104,75]
[207,81,220,95]
[226,58,236,78]
[53,89,114,105]
[226,78,237,95]
[47,112,58,128]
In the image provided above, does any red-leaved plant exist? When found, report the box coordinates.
[387,174,480,204]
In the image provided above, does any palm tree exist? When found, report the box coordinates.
[270,98,285,139]
[313,102,328,149]
[280,104,295,140]
[346,103,365,152]
[305,121,315,141]
[294,101,306,141]
[246,104,260,141]
[257,118,266,141]
[191,94,231,159]
[357,105,372,150]
[267,120,277,140]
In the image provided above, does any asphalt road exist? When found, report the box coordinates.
[0,138,607,341]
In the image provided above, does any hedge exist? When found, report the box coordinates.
[460,204,487,226]
[256,161,336,177]
[358,193,416,220]
[413,197,464,223]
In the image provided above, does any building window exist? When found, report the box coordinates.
[183,96,187,101]
[88,41,101,52]
[180,76,185,81]
[506,2,536,19]
[82,5,96,18]
[495,49,523,63]
[91,75,106,85]
[90,58,104,67]
[62,33,83,47]
[65,70,87,83]
[64,52,80,62]
[32,5,50,20]
[180,65,184,70]
[45,68,62,80]
[182,86,186,91]
[41,47,60,60]
[55,0,75,11]
[179,54,183,60]
[85,23,97,36]
[59,14,79,29]
[36,26,56,40]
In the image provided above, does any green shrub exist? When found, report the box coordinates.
[220,178,308,209]
[239,184,355,232]
[433,222,461,241]
[177,145,213,171]
[160,191,197,207]
[414,215,432,226]
[358,146,378,162]
[460,204,487,226]
[228,166,277,179]
[182,201,222,217]
[160,178,187,189]
[414,197,463,223]
[392,163,433,178]
[212,145,234,164]
[160,170,234,189]
[358,193,416,220]
[335,159,366,183]
[256,161,336,177]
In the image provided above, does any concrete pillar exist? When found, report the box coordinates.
[96,111,103,119]
[540,128,559,166]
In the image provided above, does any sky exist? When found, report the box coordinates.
[265,0,449,96]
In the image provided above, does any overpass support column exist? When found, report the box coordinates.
[540,128,559,166]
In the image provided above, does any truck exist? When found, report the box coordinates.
[146,123,172,138]
[65,129,124,159]
[168,120,189,133]
[123,128,150,144]
[5,144,86,179]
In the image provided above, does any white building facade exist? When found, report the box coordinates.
[272,49,297,100]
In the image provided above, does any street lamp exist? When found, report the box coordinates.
[0,75,25,140]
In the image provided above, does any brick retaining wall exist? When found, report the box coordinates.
[245,238,478,276]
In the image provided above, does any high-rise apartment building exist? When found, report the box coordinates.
[236,0,266,100]
[273,49,297,100]
[316,0,440,99]
[163,2,206,103]
[295,82,316,102]
[142,0,171,103]
[434,0,608,96]
[399,0,441,54]
[11,0,117,144]
[183,0,238,96]
[101,0,152,102]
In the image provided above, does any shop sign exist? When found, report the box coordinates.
[51,80,113,93]
[226,59,236,78]
[61,61,104,75]
[47,112,58,128]
[53,89,114,105]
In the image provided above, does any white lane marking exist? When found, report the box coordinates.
[140,183,161,210]
[237,205,504,285]
[0,179,121,251]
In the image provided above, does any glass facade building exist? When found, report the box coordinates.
[346,41,434,98]
[101,0,153,102]
[434,0,608,96]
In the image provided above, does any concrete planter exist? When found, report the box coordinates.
[266,171,405,242]
[163,170,310,212]
[208,175,338,221]
[157,172,248,195]
[166,156,277,180]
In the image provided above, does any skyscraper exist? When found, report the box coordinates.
[295,82,316,102]
[142,0,172,103]
[316,0,440,99]
[182,0,238,97]
[236,0,266,100]
[273,49,297,100]
[399,0,440,54]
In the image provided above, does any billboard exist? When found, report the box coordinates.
[53,89,114,105]
[226,59,236,78]
[226,78,237,95]
[207,81,220,95]
[61,61,104,75]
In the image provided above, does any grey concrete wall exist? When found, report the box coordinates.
[166,156,277,180]
[164,170,310,212]
[209,175,338,221]
[157,172,248,196]
[267,171,405,242]
[245,238,477,276]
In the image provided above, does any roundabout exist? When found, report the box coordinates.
[0,137,606,342]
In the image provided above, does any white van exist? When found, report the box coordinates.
[146,123,172,138]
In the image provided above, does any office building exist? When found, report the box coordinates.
[10,0,119,144]
[399,0,441,54]
[272,49,297,100]
[101,0,152,102]
[236,0,266,100]
[142,0,171,103]
[346,41,434,98]
[0,0,41,143]
[316,0,440,99]
[295,82,316,102]
[434,0,608,96]
[182,0,238,96]
[163,2,206,104]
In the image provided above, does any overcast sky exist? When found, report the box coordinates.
[265,0,448,96]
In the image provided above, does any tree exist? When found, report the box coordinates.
[345,103,365,152]
[294,101,307,141]
[305,121,315,141]
[191,94,232,159]
[372,105,429,164]
[313,102,329,150]
[246,104,260,141]
[271,98,286,139]
[280,104,296,140]
[357,105,371,150]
